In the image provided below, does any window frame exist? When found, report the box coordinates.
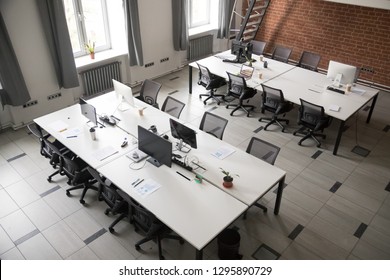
[188,0,211,29]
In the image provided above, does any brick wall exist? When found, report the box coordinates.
[252,0,390,87]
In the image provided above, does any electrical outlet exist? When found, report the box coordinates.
[145,62,154,68]
[160,57,169,63]
[361,66,374,73]
[47,92,62,100]
[23,100,38,108]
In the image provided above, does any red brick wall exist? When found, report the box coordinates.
[252,0,390,87]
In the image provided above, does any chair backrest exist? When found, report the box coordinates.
[298,98,326,128]
[161,96,185,119]
[246,137,280,165]
[271,46,292,63]
[199,112,228,140]
[197,63,212,86]
[27,123,50,158]
[139,79,162,107]
[261,84,285,110]
[251,40,266,55]
[298,51,321,71]
[226,72,246,96]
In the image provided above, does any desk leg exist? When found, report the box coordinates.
[366,94,378,124]
[274,175,285,215]
[189,66,193,94]
[196,249,203,260]
[333,120,345,155]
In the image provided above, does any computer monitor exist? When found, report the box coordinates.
[169,118,197,151]
[327,60,357,85]
[112,79,135,109]
[231,40,253,63]
[138,125,172,167]
[79,98,98,127]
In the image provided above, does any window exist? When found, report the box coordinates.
[63,0,111,57]
[188,0,210,28]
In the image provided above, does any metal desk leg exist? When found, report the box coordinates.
[196,249,203,260]
[366,94,378,124]
[274,175,285,215]
[333,120,345,155]
[189,66,193,94]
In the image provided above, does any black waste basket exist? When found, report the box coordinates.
[217,229,242,260]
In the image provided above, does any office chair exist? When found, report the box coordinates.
[251,40,267,55]
[243,137,280,217]
[199,111,228,140]
[225,72,257,117]
[161,96,185,119]
[259,84,293,132]
[196,63,226,105]
[116,188,184,260]
[271,45,292,63]
[297,51,321,71]
[293,98,332,148]
[136,79,162,109]
[86,167,127,231]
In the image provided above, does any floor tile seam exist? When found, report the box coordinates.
[328,192,376,221]
[280,240,324,260]
[281,189,326,217]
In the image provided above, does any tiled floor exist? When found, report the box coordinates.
[1,66,389,260]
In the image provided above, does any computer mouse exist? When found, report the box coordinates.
[163,135,169,140]
[106,116,116,125]
[132,152,139,159]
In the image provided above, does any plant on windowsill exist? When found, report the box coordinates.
[220,167,239,188]
[85,41,95,59]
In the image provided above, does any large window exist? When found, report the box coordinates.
[188,0,210,28]
[63,0,111,57]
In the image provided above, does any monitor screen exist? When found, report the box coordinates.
[113,79,134,107]
[231,40,253,63]
[79,98,98,126]
[327,61,357,85]
[169,118,197,150]
[138,125,172,167]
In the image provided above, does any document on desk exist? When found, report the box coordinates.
[351,88,366,96]
[48,120,69,132]
[92,146,119,161]
[134,179,160,197]
[329,104,341,112]
[61,127,82,138]
[211,145,236,160]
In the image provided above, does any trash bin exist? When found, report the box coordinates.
[217,229,242,260]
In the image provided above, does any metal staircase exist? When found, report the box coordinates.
[230,0,271,42]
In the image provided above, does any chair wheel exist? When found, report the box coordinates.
[104,209,110,215]
[217,102,220,105]
[263,208,268,213]
[109,227,115,233]
[47,177,52,182]
[203,101,206,105]
[135,245,141,251]
[159,256,165,260]
[66,191,70,197]
[80,199,85,205]
[286,120,290,124]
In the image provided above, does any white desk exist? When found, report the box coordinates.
[263,67,379,154]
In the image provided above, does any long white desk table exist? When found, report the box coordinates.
[263,67,379,155]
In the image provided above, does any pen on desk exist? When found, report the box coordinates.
[131,178,141,186]
[176,171,191,181]
[67,135,77,138]
[308,88,321,93]
[111,115,121,121]
[133,178,144,187]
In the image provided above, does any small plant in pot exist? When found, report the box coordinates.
[220,168,239,188]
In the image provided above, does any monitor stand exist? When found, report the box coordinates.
[147,157,162,167]
[176,139,191,153]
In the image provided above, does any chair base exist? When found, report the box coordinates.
[226,104,255,117]
[66,184,99,204]
[293,127,326,148]
[259,116,289,132]
[199,90,225,105]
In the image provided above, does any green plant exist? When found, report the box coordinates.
[85,41,95,54]
[219,167,239,180]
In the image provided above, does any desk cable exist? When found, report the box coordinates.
[128,158,147,170]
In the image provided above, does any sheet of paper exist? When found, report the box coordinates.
[134,179,161,197]
[92,146,118,161]
[61,127,82,138]
[48,120,69,132]
[211,146,236,160]
[351,87,366,95]
[329,104,340,112]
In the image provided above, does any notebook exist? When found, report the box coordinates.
[239,64,254,80]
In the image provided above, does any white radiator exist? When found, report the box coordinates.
[188,35,213,61]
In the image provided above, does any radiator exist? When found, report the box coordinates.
[80,61,121,97]
[188,35,213,61]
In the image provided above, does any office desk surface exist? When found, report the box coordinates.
[97,155,247,251]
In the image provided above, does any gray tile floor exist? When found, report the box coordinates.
[1,66,389,260]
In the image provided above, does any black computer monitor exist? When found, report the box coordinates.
[138,125,172,167]
[231,40,253,63]
[79,98,98,127]
[169,118,197,151]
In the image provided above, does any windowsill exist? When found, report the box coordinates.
[188,24,218,37]
[75,48,127,69]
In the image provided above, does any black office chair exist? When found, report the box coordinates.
[196,63,226,105]
[86,167,127,231]
[199,111,228,140]
[136,79,162,109]
[251,40,267,55]
[116,189,184,260]
[297,51,321,71]
[271,45,292,63]
[243,137,280,217]
[225,72,257,117]
[293,98,332,147]
[259,84,293,132]
[161,96,185,119]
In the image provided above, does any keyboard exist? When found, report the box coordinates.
[172,157,193,171]
[327,86,345,94]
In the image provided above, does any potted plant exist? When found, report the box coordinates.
[85,41,95,59]
[220,168,239,188]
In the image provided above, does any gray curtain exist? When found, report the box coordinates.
[36,0,79,89]
[172,0,188,51]
[0,10,31,107]
[217,0,235,39]
[124,0,144,66]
